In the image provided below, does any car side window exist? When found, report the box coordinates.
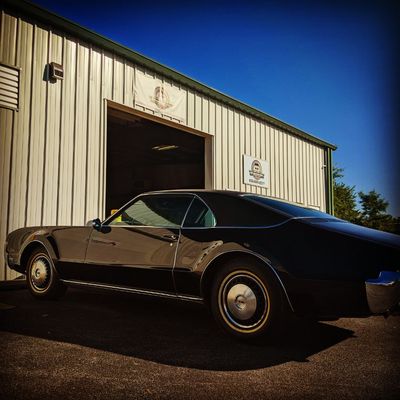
[183,198,216,228]
[108,195,192,227]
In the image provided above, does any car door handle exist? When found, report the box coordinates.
[92,238,117,246]
[162,234,178,241]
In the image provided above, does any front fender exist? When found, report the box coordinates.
[6,227,60,272]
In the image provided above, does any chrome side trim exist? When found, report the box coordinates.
[60,279,204,303]
[200,249,295,312]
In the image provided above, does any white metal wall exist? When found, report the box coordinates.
[0,10,327,280]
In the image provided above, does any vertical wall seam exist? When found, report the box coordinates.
[24,23,35,226]
[55,35,64,226]
[98,51,103,217]
[112,53,115,101]
[5,111,15,280]
[122,59,126,105]
[6,15,19,238]
[0,11,4,57]
[84,45,91,223]
[70,40,78,224]
[40,28,50,226]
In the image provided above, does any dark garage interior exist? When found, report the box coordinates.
[106,108,205,214]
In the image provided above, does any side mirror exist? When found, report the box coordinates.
[92,218,102,231]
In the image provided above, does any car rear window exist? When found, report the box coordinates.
[244,195,337,219]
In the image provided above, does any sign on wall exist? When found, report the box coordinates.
[243,154,269,188]
[135,71,187,123]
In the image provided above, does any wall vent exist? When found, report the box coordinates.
[0,64,19,111]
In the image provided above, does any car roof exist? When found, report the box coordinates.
[145,189,245,197]
[142,189,290,226]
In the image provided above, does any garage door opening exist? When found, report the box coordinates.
[106,108,206,214]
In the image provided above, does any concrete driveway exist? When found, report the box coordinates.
[0,287,399,399]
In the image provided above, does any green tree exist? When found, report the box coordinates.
[333,166,359,222]
[358,190,395,232]
[332,166,399,234]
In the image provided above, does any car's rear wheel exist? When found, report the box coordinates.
[210,258,283,340]
[26,248,66,300]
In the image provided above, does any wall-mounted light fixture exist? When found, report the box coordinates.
[152,145,179,151]
[49,62,64,80]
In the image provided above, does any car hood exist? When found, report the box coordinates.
[302,219,400,249]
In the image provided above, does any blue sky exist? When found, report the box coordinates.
[32,0,400,215]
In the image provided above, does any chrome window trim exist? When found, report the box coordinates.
[60,279,203,303]
[102,191,218,228]
[181,219,294,230]
[103,193,195,228]
[180,196,196,227]
[102,191,325,230]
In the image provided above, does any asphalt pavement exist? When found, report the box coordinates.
[0,286,399,400]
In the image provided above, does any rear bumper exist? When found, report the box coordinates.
[365,271,400,314]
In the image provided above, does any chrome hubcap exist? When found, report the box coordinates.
[30,256,50,290]
[220,272,269,330]
[227,283,257,320]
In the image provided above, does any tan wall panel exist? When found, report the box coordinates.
[71,43,89,225]
[8,20,32,233]
[57,38,76,225]
[86,48,102,221]
[0,13,17,279]
[102,52,113,101]
[214,103,222,189]
[42,32,62,226]
[202,97,209,133]
[26,26,48,226]
[227,108,234,190]
[0,12,17,64]
[113,57,124,104]
[239,113,245,192]
[124,62,134,108]
[194,93,201,131]
[187,90,194,128]
[233,111,240,191]
[0,109,14,279]
[0,10,328,280]
[208,99,215,136]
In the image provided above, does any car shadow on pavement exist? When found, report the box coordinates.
[0,287,355,371]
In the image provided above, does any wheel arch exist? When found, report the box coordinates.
[19,238,59,273]
[200,250,294,312]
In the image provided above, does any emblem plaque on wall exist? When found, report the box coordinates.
[243,154,269,188]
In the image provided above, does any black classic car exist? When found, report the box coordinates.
[4,190,400,339]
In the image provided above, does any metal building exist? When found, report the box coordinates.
[0,0,336,281]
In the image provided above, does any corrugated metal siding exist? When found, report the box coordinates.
[0,10,328,280]
[0,63,19,110]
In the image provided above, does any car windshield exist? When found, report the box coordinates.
[243,194,339,219]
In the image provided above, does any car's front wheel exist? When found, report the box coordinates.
[26,248,66,300]
[210,258,283,340]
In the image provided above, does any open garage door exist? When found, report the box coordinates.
[106,107,206,214]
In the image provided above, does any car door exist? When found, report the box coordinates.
[174,196,218,296]
[83,194,193,292]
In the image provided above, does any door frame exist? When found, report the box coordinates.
[105,100,214,218]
